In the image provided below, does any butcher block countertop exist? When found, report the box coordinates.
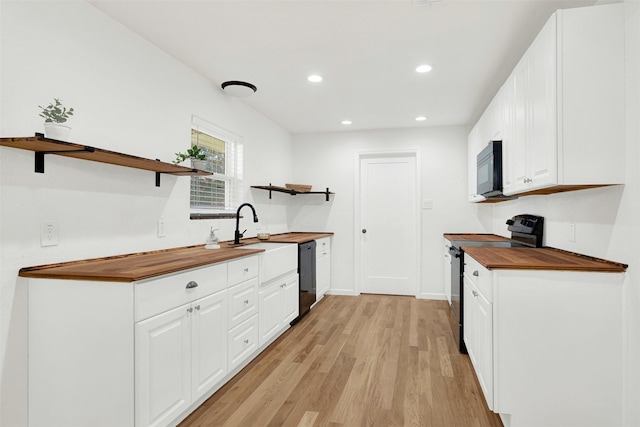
[463,246,628,273]
[444,233,509,242]
[19,232,332,282]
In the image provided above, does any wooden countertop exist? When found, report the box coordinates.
[463,246,627,273]
[260,232,333,244]
[19,245,264,282]
[444,233,509,242]
[18,232,333,282]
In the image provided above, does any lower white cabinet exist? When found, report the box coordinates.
[258,273,299,346]
[27,254,290,427]
[463,274,493,410]
[228,314,259,370]
[135,290,228,427]
[443,238,452,303]
[316,237,331,299]
[463,253,625,427]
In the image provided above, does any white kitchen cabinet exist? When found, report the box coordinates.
[228,314,259,370]
[135,289,229,427]
[501,4,624,196]
[463,252,624,427]
[468,83,504,203]
[258,272,299,346]
[190,291,228,401]
[135,302,192,427]
[463,274,493,410]
[467,121,486,202]
[227,277,259,329]
[316,237,331,299]
[443,238,452,303]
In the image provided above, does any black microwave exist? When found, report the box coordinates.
[477,140,503,197]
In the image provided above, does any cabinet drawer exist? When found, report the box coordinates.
[228,314,259,371]
[316,237,331,251]
[227,277,258,329]
[228,255,259,287]
[135,263,227,322]
[464,254,493,302]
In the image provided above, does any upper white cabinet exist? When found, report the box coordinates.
[503,4,625,195]
[472,3,625,199]
[468,87,503,202]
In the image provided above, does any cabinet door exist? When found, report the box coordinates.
[191,290,228,401]
[135,304,191,427]
[444,241,452,304]
[462,276,476,364]
[467,124,485,202]
[475,290,494,410]
[282,274,300,325]
[258,282,282,346]
[316,248,331,298]
[503,61,529,195]
[527,14,557,191]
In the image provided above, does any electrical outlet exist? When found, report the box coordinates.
[157,219,166,238]
[569,223,576,242]
[41,221,58,247]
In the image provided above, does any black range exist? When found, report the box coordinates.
[447,214,545,353]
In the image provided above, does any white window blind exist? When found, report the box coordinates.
[190,116,243,212]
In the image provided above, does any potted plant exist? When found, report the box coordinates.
[173,145,209,170]
[38,98,74,141]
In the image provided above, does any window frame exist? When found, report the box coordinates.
[189,116,243,217]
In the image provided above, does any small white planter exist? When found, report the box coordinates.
[43,122,71,141]
[191,159,209,171]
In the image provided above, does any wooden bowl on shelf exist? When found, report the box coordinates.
[285,183,312,192]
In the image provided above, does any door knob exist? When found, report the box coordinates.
[362,229,367,234]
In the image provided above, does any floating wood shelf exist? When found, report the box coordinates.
[0,133,212,186]
[251,184,334,201]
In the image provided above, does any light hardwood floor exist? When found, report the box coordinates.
[179,294,503,427]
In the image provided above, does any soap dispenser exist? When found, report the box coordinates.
[205,227,220,249]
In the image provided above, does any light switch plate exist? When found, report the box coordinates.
[157,219,166,238]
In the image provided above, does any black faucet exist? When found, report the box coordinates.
[234,203,259,245]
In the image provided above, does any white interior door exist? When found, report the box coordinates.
[359,154,418,296]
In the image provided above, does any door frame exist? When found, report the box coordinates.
[354,150,421,297]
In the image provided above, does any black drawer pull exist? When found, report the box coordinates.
[186,281,199,289]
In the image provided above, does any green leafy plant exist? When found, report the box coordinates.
[38,98,74,123]
[173,145,207,164]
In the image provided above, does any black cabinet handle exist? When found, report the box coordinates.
[186,281,199,289]
[362,229,367,234]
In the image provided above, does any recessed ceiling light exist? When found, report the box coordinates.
[416,116,427,121]
[416,64,432,73]
[308,74,323,83]
[341,120,352,125]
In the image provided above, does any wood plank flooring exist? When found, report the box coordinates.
[179,295,503,427]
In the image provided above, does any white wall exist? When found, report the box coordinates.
[291,126,488,298]
[0,2,293,426]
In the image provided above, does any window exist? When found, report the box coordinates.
[190,116,243,214]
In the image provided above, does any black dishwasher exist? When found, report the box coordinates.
[291,240,316,325]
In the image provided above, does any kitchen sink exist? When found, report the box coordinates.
[238,242,298,282]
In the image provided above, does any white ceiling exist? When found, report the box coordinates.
[90,0,596,134]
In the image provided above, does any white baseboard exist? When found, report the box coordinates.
[325,289,359,296]
[418,292,447,300]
